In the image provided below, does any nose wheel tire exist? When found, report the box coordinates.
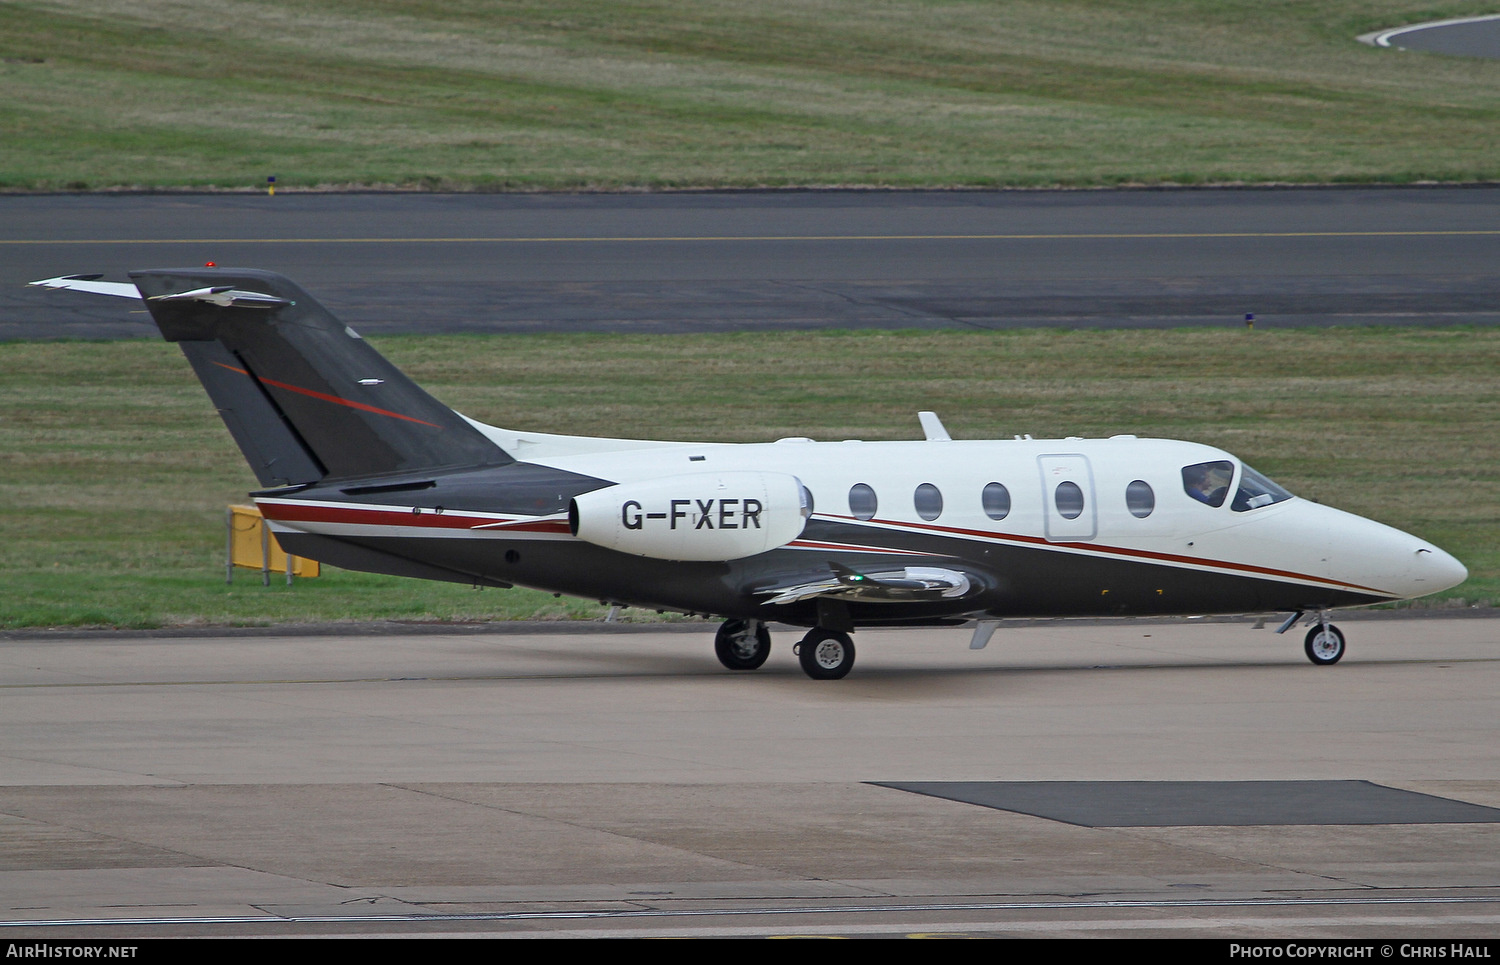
[714,619,771,671]
[1304,624,1345,666]
[796,628,856,680]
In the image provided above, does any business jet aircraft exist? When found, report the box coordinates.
[33,268,1469,679]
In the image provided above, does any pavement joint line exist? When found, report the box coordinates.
[0,672,743,689]
[4,893,1500,929]
[1,607,1493,643]
[7,230,1500,245]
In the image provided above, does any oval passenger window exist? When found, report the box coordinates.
[1126,479,1155,518]
[982,482,1011,520]
[1054,481,1084,520]
[848,483,878,521]
[914,483,943,521]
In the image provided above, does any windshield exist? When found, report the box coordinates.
[1182,460,1294,511]
[1231,464,1293,512]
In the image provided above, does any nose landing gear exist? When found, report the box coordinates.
[1303,622,1346,665]
[1278,610,1347,665]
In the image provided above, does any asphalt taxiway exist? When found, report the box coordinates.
[2,614,1498,937]
[5,186,1500,339]
[1362,15,1500,58]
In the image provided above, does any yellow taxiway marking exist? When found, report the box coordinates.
[5,230,1500,245]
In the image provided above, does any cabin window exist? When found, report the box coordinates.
[981,482,1011,520]
[848,483,878,521]
[1181,460,1233,508]
[1232,464,1293,512]
[1054,481,1085,519]
[914,483,943,521]
[1126,480,1155,518]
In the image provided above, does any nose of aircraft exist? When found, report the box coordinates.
[1325,505,1468,601]
[1409,543,1469,596]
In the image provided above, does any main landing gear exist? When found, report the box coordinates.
[713,619,857,679]
[795,628,856,680]
[714,619,771,670]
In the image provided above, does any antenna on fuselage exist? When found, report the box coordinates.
[918,411,952,442]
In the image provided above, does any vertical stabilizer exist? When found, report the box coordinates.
[131,268,511,485]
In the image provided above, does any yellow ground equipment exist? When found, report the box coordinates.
[227,504,319,585]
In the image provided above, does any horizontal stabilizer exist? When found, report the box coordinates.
[29,275,142,299]
[149,286,291,309]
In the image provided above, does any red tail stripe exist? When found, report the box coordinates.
[212,361,441,427]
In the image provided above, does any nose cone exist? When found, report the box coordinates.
[1325,505,1468,601]
[1410,543,1468,596]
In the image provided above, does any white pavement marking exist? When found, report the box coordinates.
[1359,14,1500,49]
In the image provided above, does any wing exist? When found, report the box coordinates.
[754,562,976,606]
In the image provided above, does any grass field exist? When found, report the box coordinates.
[1,327,1494,629]
[3,1,1499,190]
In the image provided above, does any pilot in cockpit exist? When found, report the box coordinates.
[1183,461,1233,507]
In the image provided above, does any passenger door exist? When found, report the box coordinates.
[1037,453,1097,541]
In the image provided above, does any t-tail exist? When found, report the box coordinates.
[131,268,512,487]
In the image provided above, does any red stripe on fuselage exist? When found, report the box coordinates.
[816,514,1391,596]
[259,499,1390,597]
[258,501,574,535]
[259,501,498,530]
[787,539,928,556]
[477,519,572,534]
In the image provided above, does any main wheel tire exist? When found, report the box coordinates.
[1304,624,1345,666]
[714,619,771,671]
[798,628,856,680]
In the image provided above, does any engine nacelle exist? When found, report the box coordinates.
[569,471,809,561]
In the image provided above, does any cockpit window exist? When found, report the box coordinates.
[1231,464,1293,512]
[1181,460,1233,508]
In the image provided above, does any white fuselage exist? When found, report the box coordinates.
[470,422,1467,606]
